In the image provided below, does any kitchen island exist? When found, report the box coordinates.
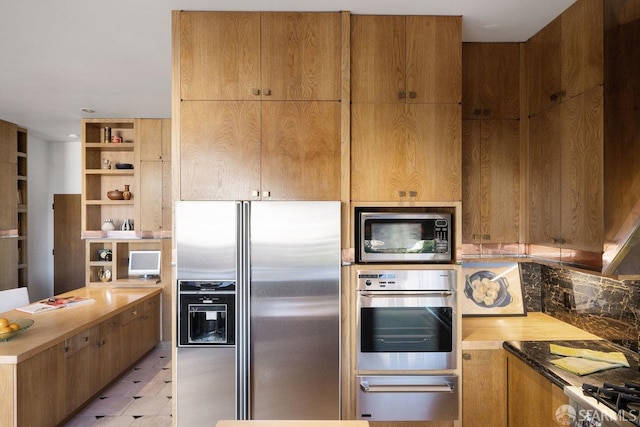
[0,286,162,427]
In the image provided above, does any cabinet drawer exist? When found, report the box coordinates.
[120,304,141,326]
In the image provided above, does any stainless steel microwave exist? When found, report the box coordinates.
[356,211,452,263]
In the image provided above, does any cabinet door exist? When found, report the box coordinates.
[66,326,100,413]
[352,103,461,202]
[0,238,17,290]
[483,120,520,244]
[261,12,341,101]
[350,15,405,104]
[0,120,17,164]
[138,119,163,162]
[408,103,462,201]
[507,354,568,427]
[139,161,163,231]
[406,15,461,104]
[180,101,261,200]
[462,120,482,244]
[463,43,520,119]
[560,86,603,253]
[462,350,507,427]
[261,101,341,200]
[561,0,603,101]
[351,103,409,201]
[16,342,67,426]
[528,107,562,253]
[527,16,562,116]
[179,12,260,101]
[0,161,17,230]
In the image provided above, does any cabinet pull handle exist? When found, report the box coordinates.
[550,92,558,101]
[251,190,260,197]
[472,234,480,241]
[483,109,491,116]
[398,190,407,197]
[62,346,69,353]
[409,190,417,197]
[482,234,490,240]
[261,191,271,198]
[252,88,260,96]
[474,108,482,116]
[263,89,271,96]
[408,91,417,99]
[398,91,406,99]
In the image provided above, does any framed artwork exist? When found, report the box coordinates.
[462,262,526,316]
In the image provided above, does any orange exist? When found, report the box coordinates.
[8,323,20,331]
[0,326,13,334]
[0,318,8,328]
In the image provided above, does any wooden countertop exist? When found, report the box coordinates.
[0,286,161,364]
[462,312,602,350]
[216,422,369,427]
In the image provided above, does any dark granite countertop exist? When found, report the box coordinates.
[503,340,640,389]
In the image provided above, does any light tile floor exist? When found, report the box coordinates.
[64,343,172,427]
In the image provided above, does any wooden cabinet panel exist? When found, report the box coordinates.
[507,354,568,427]
[351,103,461,202]
[0,162,17,231]
[261,101,341,200]
[527,16,562,116]
[559,86,603,253]
[261,13,341,101]
[406,15,461,104]
[528,0,603,116]
[179,12,260,101]
[351,15,461,104]
[179,12,340,102]
[350,15,405,104]
[180,101,261,200]
[139,161,163,231]
[0,120,17,164]
[561,0,603,101]
[462,43,520,119]
[462,349,507,427]
[528,106,562,250]
[16,342,67,426]
[0,238,18,290]
[463,120,520,245]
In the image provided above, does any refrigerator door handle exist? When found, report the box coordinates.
[236,201,251,420]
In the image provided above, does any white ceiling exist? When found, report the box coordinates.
[0,0,575,142]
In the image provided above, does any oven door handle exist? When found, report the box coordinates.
[359,291,453,298]
[360,381,454,393]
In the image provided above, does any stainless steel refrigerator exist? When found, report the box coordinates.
[175,201,341,425]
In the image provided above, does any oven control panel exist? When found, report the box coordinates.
[356,270,456,291]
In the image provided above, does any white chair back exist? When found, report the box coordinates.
[0,287,30,313]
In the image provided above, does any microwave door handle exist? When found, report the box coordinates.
[360,381,454,393]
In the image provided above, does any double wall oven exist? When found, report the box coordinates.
[355,269,459,421]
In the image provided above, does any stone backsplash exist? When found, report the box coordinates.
[519,262,640,351]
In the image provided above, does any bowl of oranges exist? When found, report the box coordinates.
[0,318,34,341]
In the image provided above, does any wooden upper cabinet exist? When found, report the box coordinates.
[261,13,341,101]
[0,120,17,164]
[138,119,171,162]
[528,0,603,116]
[179,12,260,101]
[351,103,461,201]
[528,86,603,256]
[178,11,340,101]
[261,101,341,200]
[462,119,520,245]
[179,101,261,201]
[351,15,461,104]
[462,43,520,119]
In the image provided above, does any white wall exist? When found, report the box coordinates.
[28,136,81,302]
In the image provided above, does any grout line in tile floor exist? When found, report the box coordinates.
[63,343,172,427]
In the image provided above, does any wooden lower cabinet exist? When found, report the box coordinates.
[462,349,507,427]
[506,353,568,427]
[13,295,161,426]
